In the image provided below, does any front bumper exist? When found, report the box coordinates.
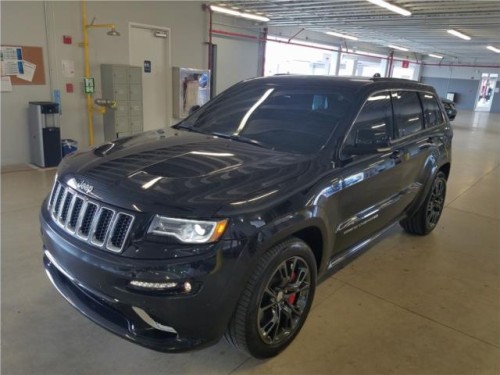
[40,208,250,352]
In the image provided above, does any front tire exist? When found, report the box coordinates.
[225,238,317,358]
[400,171,447,235]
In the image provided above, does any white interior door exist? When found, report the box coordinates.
[129,25,170,130]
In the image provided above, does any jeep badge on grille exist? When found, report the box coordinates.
[76,180,94,194]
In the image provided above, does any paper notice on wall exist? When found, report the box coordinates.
[62,59,75,78]
[17,60,36,82]
[0,46,23,75]
[1,61,22,75]
[0,46,23,61]
[1,76,13,92]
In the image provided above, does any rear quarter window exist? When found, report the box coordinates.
[392,91,424,138]
[419,93,445,127]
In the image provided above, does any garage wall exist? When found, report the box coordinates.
[420,64,500,112]
[0,1,52,166]
[211,14,261,95]
[2,1,260,167]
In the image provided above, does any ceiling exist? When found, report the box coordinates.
[215,0,500,64]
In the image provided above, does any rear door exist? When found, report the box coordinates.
[390,90,439,210]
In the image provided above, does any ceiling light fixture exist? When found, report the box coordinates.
[486,45,500,53]
[428,53,443,59]
[326,31,358,41]
[366,0,411,16]
[447,29,471,40]
[209,5,270,22]
[388,44,409,51]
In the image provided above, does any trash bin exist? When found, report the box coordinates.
[61,139,78,157]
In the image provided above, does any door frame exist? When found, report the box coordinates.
[128,22,173,125]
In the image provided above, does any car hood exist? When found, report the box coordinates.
[58,129,322,217]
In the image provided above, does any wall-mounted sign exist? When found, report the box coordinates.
[144,60,151,73]
[83,77,95,94]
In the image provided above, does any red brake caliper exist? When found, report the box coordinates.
[287,271,297,305]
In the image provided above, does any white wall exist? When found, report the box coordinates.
[1,1,210,166]
[211,14,261,94]
[421,64,500,80]
[1,1,52,166]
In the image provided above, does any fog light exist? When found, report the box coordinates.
[184,281,192,293]
[129,280,178,290]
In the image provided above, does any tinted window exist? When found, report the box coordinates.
[392,91,424,138]
[179,83,354,154]
[344,92,393,149]
[419,93,444,127]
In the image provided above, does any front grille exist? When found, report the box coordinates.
[47,180,134,253]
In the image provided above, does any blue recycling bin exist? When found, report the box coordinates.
[61,139,78,157]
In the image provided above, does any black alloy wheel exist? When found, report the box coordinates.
[426,175,446,228]
[225,238,317,358]
[400,171,447,235]
[257,256,311,345]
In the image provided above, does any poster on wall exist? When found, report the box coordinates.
[1,76,13,92]
[172,67,211,118]
[17,60,36,82]
[0,46,24,75]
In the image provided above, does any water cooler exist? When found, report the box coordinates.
[28,101,61,168]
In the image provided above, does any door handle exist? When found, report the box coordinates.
[390,150,402,159]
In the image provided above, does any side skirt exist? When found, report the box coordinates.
[318,217,404,283]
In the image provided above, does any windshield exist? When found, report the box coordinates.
[177,82,354,155]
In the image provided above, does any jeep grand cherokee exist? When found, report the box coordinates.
[40,76,452,358]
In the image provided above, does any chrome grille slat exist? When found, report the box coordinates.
[56,189,69,223]
[90,208,115,246]
[106,213,134,253]
[48,181,60,209]
[47,180,135,253]
[78,202,98,239]
[59,191,74,225]
[52,184,64,216]
[67,196,83,232]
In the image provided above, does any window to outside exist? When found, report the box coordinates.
[179,83,354,155]
[344,92,393,149]
[419,93,444,127]
[391,91,424,138]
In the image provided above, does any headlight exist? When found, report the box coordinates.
[148,216,228,243]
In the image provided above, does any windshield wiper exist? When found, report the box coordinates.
[173,124,208,135]
[210,132,268,149]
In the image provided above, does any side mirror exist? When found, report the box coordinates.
[189,105,201,115]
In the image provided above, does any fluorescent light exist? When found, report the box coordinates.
[326,31,358,41]
[388,44,409,51]
[486,45,500,53]
[210,5,270,22]
[428,53,443,59]
[447,29,471,40]
[366,0,411,16]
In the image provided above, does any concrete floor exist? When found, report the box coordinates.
[2,110,499,374]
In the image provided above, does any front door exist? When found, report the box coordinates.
[333,91,404,253]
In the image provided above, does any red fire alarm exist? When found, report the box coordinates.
[66,83,74,93]
[63,35,72,45]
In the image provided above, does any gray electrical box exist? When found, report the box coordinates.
[101,64,143,140]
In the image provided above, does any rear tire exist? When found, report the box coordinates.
[400,171,447,235]
[225,238,316,358]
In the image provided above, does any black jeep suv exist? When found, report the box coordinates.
[41,76,452,358]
